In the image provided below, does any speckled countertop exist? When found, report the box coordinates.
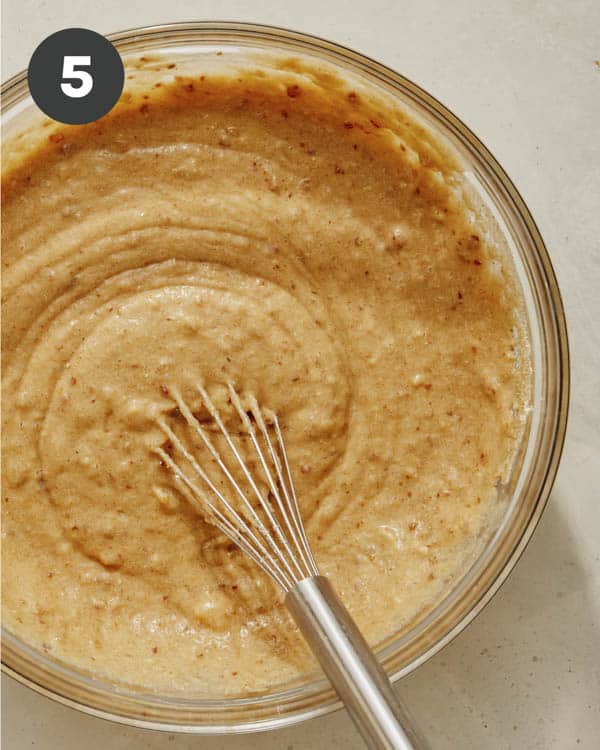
[2,1,599,748]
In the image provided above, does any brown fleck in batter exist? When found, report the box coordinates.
[1,57,530,695]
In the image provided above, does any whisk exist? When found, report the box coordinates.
[156,383,425,750]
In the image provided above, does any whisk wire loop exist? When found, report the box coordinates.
[228,386,317,579]
[271,414,320,576]
[196,384,306,583]
[155,422,293,590]
[156,383,319,591]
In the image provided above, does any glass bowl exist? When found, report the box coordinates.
[1,21,569,734]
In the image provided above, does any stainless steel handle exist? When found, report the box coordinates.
[286,576,427,750]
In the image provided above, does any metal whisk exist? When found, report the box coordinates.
[156,383,424,750]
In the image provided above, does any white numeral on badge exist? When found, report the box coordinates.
[60,56,93,98]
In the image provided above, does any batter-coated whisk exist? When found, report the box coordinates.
[156,383,426,750]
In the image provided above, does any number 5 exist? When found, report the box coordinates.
[61,56,93,98]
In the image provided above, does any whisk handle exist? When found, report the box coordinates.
[286,576,427,750]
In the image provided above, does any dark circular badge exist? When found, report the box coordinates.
[28,28,124,125]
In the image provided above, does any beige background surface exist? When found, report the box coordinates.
[2,1,599,748]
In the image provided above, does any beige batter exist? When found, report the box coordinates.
[1,56,530,696]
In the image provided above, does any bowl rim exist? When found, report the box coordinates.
[1,19,570,734]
